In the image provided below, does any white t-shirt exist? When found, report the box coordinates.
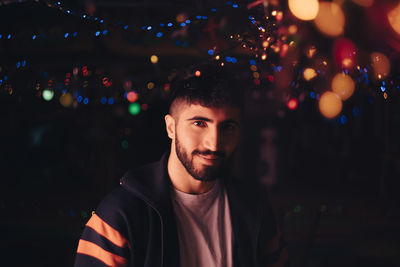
[170,180,233,267]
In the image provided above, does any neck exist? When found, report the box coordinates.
[167,148,215,194]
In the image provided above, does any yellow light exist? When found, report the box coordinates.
[215,55,220,60]
[383,92,388,99]
[371,52,391,79]
[176,13,186,23]
[253,72,260,79]
[288,0,319,21]
[342,58,353,68]
[147,82,155,90]
[288,25,298,35]
[262,41,270,48]
[261,53,267,60]
[352,0,374,7]
[314,2,345,37]
[318,91,343,119]
[322,60,328,66]
[331,73,355,100]
[271,10,277,16]
[307,46,317,58]
[60,93,73,107]
[303,68,317,81]
[388,2,400,36]
[250,65,258,72]
[150,55,159,64]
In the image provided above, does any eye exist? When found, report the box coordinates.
[193,121,207,127]
[221,123,238,132]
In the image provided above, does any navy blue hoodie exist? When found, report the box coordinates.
[74,152,288,267]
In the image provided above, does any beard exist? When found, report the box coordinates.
[175,136,227,182]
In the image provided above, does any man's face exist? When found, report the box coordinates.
[169,103,241,181]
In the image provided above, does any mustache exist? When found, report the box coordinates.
[192,150,226,158]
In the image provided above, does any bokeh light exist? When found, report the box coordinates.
[127,91,138,103]
[303,68,317,81]
[42,89,54,101]
[333,38,356,68]
[314,2,345,37]
[331,73,355,100]
[147,82,155,90]
[288,0,319,21]
[59,93,73,107]
[371,52,391,79]
[287,98,298,110]
[388,2,400,36]
[318,91,343,119]
[150,55,159,64]
[195,70,201,77]
[128,103,141,115]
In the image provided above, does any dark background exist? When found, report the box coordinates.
[1,0,399,266]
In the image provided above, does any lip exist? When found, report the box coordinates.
[197,154,222,163]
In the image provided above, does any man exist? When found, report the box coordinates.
[74,67,288,267]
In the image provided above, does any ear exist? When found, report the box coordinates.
[165,114,175,140]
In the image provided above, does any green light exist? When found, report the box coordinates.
[121,140,129,149]
[42,89,54,101]
[128,103,141,115]
[294,205,301,213]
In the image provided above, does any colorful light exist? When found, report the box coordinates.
[195,70,201,77]
[150,55,159,64]
[303,68,317,81]
[314,2,345,37]
[59,93,73,107]
[331,73,355,100]
[147,82,155,90]
[42,89,54,101]
[128,103,141,115]
[288,0,319,21]
[318,91,343,119]
[388,2,400,36]
[333,38,356,68]
[287,98,298,110]
[127,91,138,103]
[371,52,391,79]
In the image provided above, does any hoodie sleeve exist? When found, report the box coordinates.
[74,189,132,267]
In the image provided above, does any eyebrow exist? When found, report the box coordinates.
[186,116,241,127]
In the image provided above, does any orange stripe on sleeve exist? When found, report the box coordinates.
[77,239,127,267]
[86,213,131,249]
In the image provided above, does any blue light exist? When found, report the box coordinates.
[94,17,98,21]
[249,59,256,65]
[363,68,368,72]
[352,107,360,117]
[233,4,238,8]
[64,33,69,38]
[73,32,77,37]
[231,57,237,63]
[202,16,208,19]
[185,19,191,24]
[180,22,186,27]
[196,15,202,19]
[101,97,107,104]
[103,30,108,35]
[344,69,348,74]
[83,98,89,104]
[227,1,233,5]
[100,19,104,23]
[62,89,67,94]
[0,80,2,85]
[167,23,173,27]
[310,92,316,99]
[77,96,83,103]
[0,34,2,39]
[95,31,100,36]
[211,8,217,12]
[273,66,282,72]
[208,49,214,55]
[369,97,373,104]
[4,76,7,81]
[147,26,152,30]
[7,34,11,39]
[380,86,386,92]
[339,115,347,124]
[57,1,61,4]
[32,35,36,40]
[249,16,254,20]
[66,10,71,14]
[156,32,163,38]
[226,56,232,62]
[16,62,21,68]
[22,60,26,67]
[124,25,129,30]
[160,23,165,27]
[141,26,146,30]
[83,14,87,18]
[382,81,386,85]
[251,20,256,24]
[108,98,114,105]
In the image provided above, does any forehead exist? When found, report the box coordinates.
[177,103,241,122]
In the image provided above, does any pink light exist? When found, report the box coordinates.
[287,98,298,110]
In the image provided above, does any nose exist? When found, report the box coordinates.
[203,127,221,152]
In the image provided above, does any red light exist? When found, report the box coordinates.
[141,103,148,110]
[164,83,170,91]
[254,78,260,85]
[195,70,201,77]
[127,91,138,103]
[82,66,88,76]
[287,98,298,110]
[268,75,274,82]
